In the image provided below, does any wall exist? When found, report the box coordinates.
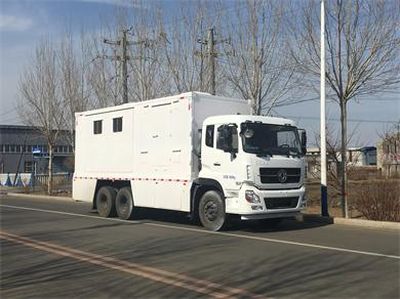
[377,133,400,176]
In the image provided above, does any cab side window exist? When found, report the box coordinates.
[216,125,238,152]
[205,125,214,147]
[231,127,238,152]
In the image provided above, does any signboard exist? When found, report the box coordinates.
[32,148,41,155]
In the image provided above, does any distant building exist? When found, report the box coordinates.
[346,146,377,166]
[0,125,74,174]
[305,146,377,177]
[305,147,338,177]
[305,147,322,176]
[377,132,400,176]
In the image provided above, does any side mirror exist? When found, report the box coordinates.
[299,129,307,155]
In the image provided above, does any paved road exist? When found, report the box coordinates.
[1,194,399,298]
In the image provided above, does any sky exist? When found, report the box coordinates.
[0,0,399,147]
[0,0,126,125]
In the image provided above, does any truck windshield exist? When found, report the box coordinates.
[240,122,301,156]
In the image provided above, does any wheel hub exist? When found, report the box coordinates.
[120,196,129,213]
[99,196,108,210]
[204,202,218,221]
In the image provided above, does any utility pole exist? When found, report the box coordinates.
[320,0,329,217]
[196,27,229,95]
[208,28,216,95]
[103,27,132,103]
[199,41,204,91]
[121,29,129,104]
[196,38,207,93]
[103,29,130,104]
[102,27,162,104]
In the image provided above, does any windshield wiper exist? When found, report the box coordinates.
[256,149,273,157]
[286,148,300,158]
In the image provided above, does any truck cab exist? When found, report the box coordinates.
[196,115,307,230]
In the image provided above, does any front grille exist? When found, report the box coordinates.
[264,197,299,209]
[259,167,301,184]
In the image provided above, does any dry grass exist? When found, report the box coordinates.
[306,167,400,221]
[350,179,400,222]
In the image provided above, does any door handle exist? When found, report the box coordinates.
[213,162,221,166]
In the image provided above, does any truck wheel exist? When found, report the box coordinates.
[96,186,117,217]
[199,190,225,231]
[116,187,134,220]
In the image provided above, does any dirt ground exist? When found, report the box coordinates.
[305,204,363,218]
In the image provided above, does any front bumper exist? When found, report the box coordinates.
[241,211,302,220]
[226,184,307,217]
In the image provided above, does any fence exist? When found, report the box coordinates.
[0,173,72,187]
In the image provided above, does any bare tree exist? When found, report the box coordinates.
[127,15,169,102]
[309,123,363,210]
[59,31,93,150]
[87,31,120,107]
[289,0,400,217]
[220,0,298,115]
[160,2,213,94]
[18,39,63,195]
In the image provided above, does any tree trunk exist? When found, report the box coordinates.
[48,143,53,195]
[340,100,348,218]
[252,98,261,115]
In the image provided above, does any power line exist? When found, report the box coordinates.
[160,0,396,36]
[0,107,18,118]
[272,94,399,106]
[273,96,320,107]
[0,115,21,124]
[160,2,249,33]
[217,38,399,74]
[359,98,400,102]
[281,115,399,124]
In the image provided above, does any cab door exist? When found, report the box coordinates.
[200,123,241,192]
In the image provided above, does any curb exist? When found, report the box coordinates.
[303,214,400,230]
[4,192,73,202]
[333,217,400,230]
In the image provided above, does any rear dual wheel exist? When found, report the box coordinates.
[96,186,134,220]
[115,187,135,220]
[96,186,117,218]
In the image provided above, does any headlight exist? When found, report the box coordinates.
[245,190,261,203]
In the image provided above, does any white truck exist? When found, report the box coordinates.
[73,92,307,231]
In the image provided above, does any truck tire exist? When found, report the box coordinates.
[96,186,117,217]
[199,190,226,231]
[116,187,134,220]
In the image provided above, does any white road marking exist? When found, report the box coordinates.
[1,204,399,260]
[0,204,142,224]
